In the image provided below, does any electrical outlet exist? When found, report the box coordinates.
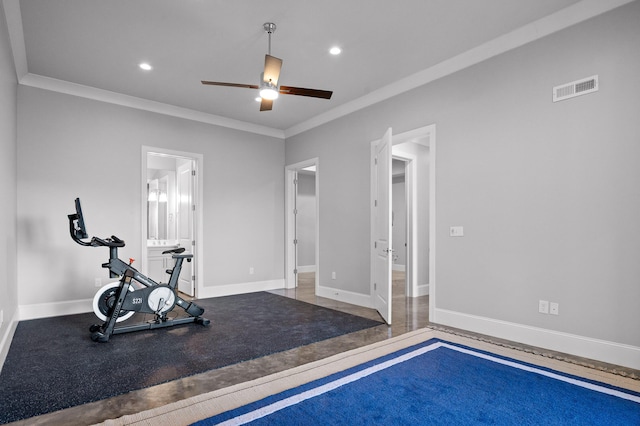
[249,267,254,275]
[95,278,102,287]
[538,300,549,314]
[332,271,336,280]
[550,302,559,315]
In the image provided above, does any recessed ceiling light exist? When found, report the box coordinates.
[139,62,153,71]
[329,46,342,55]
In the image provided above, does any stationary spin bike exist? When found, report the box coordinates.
[68,198,210,342]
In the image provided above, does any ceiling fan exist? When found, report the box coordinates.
[201,23,333,111]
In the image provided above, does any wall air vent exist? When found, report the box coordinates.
[553,75,598,102]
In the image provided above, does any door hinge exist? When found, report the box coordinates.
[293,239,298,245]
[293,178,298,185]
[192,275,196,281]
[293,208,298,215]
[192,170,196,176]
[294,269,298,274]
[192,204,196,211]
[374,282,377,290]
[192,240,195,246]
[374,200,377,207]
[374,241,377,249]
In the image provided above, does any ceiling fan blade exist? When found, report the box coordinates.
[279,85,333,99]
[201,81,259,89]
[263,55,283,85]
[260,98,273,111]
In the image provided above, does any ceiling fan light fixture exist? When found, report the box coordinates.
[260,81,279,100]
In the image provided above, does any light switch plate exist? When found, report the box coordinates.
[450,226,464,237]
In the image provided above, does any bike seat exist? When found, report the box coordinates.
[162,247,185,255]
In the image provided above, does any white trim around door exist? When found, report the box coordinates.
[285,158,320,292]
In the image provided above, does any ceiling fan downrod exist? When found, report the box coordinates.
[263,22,276,55]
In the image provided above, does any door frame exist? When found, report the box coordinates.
[285,158,320,291]
[141,146,204,297]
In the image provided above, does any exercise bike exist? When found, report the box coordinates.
[68,198,210,342]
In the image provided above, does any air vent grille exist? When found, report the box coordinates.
[553,75,598,102]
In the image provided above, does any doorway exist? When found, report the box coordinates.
[141,147,203,297]
[370,125,433,324]
[285,158,319,292]
[391,158,410,299]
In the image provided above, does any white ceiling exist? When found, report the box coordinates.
[4,0,631,137]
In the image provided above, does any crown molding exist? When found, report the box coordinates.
[283,0,635,138]
[2,0,27,80]
[19,73,285,139]
[5,0,633,141]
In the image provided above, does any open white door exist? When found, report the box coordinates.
[373,128,393,324]
[177,161,195,296]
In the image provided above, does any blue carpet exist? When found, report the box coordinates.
[195,339,640,425]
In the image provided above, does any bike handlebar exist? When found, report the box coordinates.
[90,235,125,248]
[68,198,125,248]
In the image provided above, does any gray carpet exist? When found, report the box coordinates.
[0,291,383,424]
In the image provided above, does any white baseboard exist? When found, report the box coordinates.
[416,283,429,297]
[0,311,19,374]
[296,265,316,273]
[317,285,374,309]
[198,279,285,299]
[18,279,286,321]
[433,308,640,370]
[19,299,93,320]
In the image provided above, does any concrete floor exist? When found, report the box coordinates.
[19,271,426,425]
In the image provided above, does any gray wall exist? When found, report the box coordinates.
[0,2,18,348]
[286,2,640,348]
[17,86,284,306]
